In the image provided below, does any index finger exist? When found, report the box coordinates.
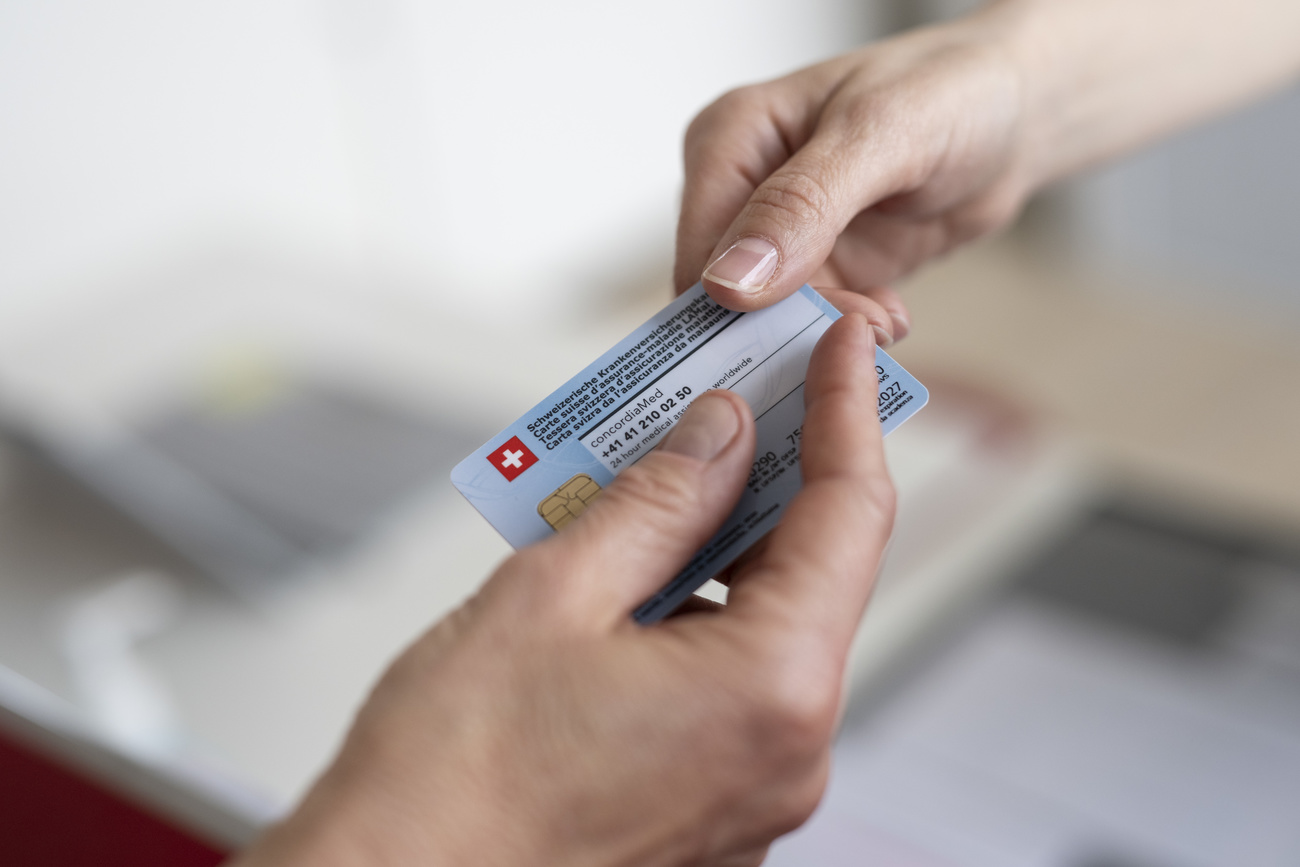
[674,86,792,296]
[724,313,895,653]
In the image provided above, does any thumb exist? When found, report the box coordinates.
[539,391,755,623]
[701,134,892,311]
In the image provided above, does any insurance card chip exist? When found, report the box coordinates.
[451,283,928,623]
[538,474,603,531]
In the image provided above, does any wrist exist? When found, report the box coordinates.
[980,0,1094,191]
[235,730,616,867]
[955,0,1057,194]
[233,759,488,867]
[884,3,1043,204]
[967,0,1300,192]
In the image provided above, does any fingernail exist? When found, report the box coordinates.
[872,324,894,349]
[702,237,779,293]
[660,394,740,461]
[889,310,911,341]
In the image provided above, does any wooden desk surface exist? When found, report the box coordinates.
[889,238,1300,535]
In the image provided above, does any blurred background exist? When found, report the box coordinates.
[1,2,1298,865]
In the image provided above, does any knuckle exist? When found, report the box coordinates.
[683,112,709,152]
[945,185,1026,244]
[686,85,765,147]
[778,770,830,833]
[749,657,839,759]
[841,474,897,548]
[712,84,768,119]
[748,166,837,231]
[861,474,898,527]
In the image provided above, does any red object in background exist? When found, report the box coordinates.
[0,732,228,866]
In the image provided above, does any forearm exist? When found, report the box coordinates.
[981,0,1300,188]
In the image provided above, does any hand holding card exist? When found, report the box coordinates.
[452,283,927,621]
[235,314,899,867]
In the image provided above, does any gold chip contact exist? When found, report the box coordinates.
[537,474,603,532]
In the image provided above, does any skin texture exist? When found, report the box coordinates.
[232,2,1300,863]
[679,0,1300,319]
[231,315,895,867]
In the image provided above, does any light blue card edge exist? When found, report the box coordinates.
[450,283,929,547]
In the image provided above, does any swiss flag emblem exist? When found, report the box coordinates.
[488,435,538,482]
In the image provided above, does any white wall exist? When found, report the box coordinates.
[0,1,880,328]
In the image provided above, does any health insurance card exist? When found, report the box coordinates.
[451,283,927,623]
